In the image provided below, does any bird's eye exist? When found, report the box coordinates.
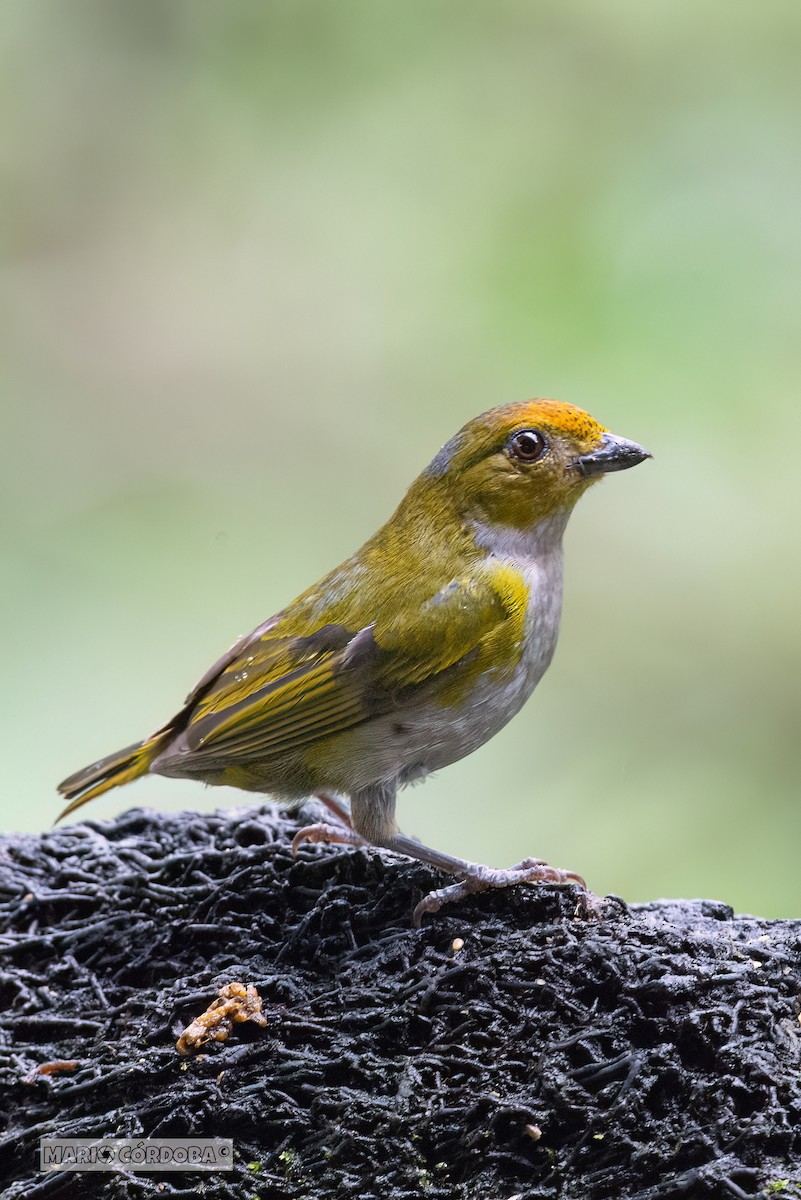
[508,429,547,463]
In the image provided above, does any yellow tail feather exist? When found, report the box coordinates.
[56,733,168,823]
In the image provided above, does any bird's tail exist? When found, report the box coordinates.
[56,731,170,823]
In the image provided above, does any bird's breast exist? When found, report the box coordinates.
[510,548,565,696]
[328,536,565,793]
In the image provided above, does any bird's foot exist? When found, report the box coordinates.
[412,857,587,927]
[291,821,369,856]
[291,794,359,854]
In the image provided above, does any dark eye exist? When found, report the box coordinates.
[508,429,546,463]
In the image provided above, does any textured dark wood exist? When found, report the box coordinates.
[1,804,800,1198]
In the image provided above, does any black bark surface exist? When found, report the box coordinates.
[0,803,799,1199]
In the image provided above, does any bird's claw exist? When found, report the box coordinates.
[412,857,588,927]
[291,794,363,855]
[290,822,369,856]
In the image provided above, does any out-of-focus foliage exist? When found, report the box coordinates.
[2,1,799,914]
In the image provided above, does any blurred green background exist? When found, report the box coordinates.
[3,1,799,915]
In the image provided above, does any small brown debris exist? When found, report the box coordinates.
[23,1060,78,1084]
[176,982,268,1056]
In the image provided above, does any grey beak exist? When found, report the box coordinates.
[575,433,652,477]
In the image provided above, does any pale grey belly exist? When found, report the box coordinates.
[332,659,547,793]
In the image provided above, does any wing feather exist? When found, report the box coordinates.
[168,572,513,770]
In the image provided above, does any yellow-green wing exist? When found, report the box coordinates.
[166,573,515,769]
[180,624,368,762]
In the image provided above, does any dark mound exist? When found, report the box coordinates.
[1,804,799,1198]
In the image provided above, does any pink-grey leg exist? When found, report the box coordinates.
[291,782,588,925]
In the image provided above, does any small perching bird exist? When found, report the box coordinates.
[58,400,650,923]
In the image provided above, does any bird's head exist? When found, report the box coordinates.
[422,399,651,533]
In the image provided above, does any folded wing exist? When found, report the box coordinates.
[162,574,512,771]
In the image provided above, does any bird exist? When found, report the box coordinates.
[57,399,651,924]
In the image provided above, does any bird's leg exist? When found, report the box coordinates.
[290,793,367,855]
[315,792,353,829]
[348,785,587,926]
[388,833,587,926]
